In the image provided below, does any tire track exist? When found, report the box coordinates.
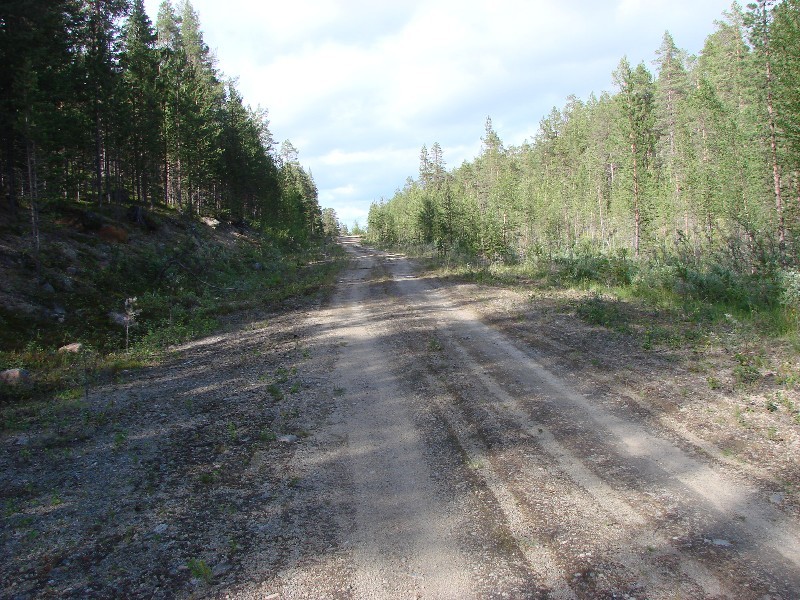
[379,247,800,598]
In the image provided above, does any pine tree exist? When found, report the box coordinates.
[418,144,431,188]
[746,0,784,251]
[772,0,800,231]
[654,31,691,237]
[156,0,185,208]
[614,58,656,256]
[121,0,163,206]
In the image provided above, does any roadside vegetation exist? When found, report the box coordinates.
[408,243,800,346]
[0,0,349,407]
[365,2,800,354]
[0,202,347,409]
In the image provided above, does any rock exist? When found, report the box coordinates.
[253,262,263,271]
[97,224,128,243]
[55,241,79,261]
[14,434,30,446]
[278,434,298,443]
[58,343,83,354]
[41,282,55,294]
[66,266,78,276]
[153,523,168,535]
[0,368,31,386]
[52,306,66,322]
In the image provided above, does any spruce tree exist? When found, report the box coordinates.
[614,58,656,256]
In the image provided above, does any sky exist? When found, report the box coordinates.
[143,0,737,226]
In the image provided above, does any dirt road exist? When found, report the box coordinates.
[4,237,799,599]
[263,238,800,598]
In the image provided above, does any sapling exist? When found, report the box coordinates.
[123,297,141,352]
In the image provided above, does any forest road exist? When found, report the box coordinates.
[274,237,800,599]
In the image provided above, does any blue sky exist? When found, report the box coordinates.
[144,0,738,226]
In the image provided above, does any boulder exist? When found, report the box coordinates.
[0,368,31,387]
[58,343,83,354]
[52,305,66,322]
[97,224,128,243]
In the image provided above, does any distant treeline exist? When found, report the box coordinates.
[368,1,800,270]
[1,0,322,243]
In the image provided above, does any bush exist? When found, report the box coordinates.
[576,292,629,332]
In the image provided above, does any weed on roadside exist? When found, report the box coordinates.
[733,353,761,385]
[576,293,629,333]
[259,428,277,442]
[427,337,443,352]
[187,558,213,584]
[266,384,284,402]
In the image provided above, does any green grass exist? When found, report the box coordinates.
[1,208,348,414]
[266,385,284,402]
[575,293,629,333]
[395,242,800,354]
[187,558,213,584]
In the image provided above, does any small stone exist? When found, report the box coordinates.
[278,434,298,443]
[14,434,30,446]
[41,282,55,294]
[58,343,83,354]
[153,523,168,534]
[212,562,231,577]
[66,266,78,276]
[770,492,785,505]
[0,368,31,387]
[712,538,732,547]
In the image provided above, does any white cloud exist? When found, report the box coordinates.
[318,147,416,166]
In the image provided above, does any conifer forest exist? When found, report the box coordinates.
[368,1,800,317]
[1,0,322,243]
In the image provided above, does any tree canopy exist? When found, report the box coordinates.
[0,0,321,243]
[368,2,800,273]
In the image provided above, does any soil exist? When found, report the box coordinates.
[2,237,799,599]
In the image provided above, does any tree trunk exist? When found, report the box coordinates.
[4,129,18,217]
[95,108,103,205]
[25,134,41,281]
[759,1,784,253]
[631,136,641,257]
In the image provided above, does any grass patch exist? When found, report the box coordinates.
[1,207,348,415]
[388,240,800,357]
[187,558,213,584]
[576,293,629,333]
[266,385,284,402]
